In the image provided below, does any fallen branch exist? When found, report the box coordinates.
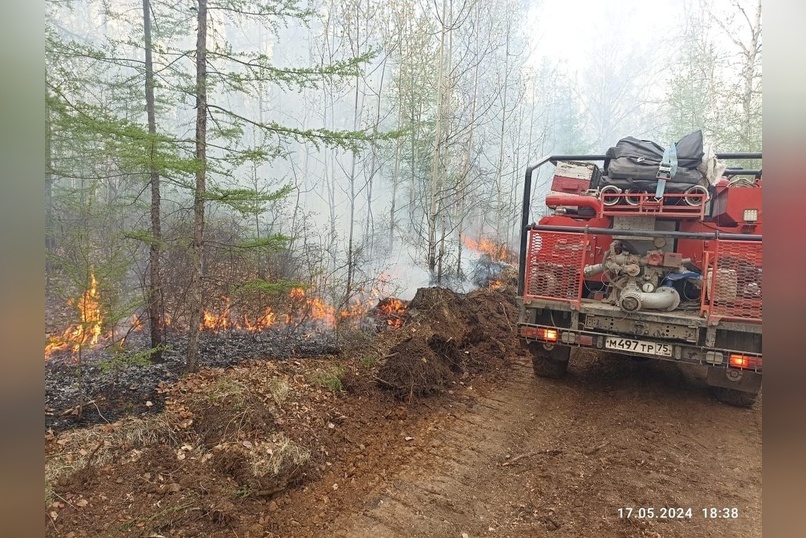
[89,400,110,423]
[52,491,76,509]
[59,400,96,417]
[373,375,394,388]
[501,303,512,331]
[46,510,59,533]
[502,451,537,466]
[583,441,609,455]
[83,439,106,469]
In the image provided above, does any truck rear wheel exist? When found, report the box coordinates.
[712,387,758,409]
[529,343,570,378]
[706,367,761,409]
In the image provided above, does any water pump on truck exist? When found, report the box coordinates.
[516,131,762,407]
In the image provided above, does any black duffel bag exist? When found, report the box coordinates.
[604,130,704,184]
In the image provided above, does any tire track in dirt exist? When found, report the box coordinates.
[329,352,762,538]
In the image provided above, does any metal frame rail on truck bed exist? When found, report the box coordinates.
[516,152,762,408]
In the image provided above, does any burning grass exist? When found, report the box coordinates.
[44,283,527,537]
[463,236,517,264]
[46,271,408,365]
[45,273,104,357]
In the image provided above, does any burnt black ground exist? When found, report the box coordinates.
[45,328,342,432]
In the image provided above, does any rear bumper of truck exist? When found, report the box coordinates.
[518,298,761,374]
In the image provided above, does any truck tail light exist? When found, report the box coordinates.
[729,353,762,369]
[538,328,558,342]
[519,326,537,338]
[519,326,558,342]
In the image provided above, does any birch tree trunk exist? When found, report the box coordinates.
[455,0,483,278]
[186,0,207,373]
[739,0,762,150]
[389,92,402,249]
[427,0,449,279]
[143,0,164,362]
[45,90,54,293]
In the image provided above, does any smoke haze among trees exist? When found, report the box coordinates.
[45,0,761,369]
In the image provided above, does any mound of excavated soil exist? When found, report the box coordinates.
[378,286,523,399]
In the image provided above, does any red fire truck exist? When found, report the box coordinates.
[516,136,762,407]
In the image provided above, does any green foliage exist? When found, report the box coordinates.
[207,49,379,92]
[207,184,294,216]
[235,234,292,252]
[123,229,158,245]
[47,89,198,179]
[311,365,345,394]
[99,346,165,375]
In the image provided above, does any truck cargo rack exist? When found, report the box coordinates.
[522,230,588,309]
[598,192,707,218]
[521,225,762,325]
[700,240,763,322]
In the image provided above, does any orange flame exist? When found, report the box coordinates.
[202,297,282,333]
[338,302,366,319]
[290,287,384,326]
[290,287,306,300]
[463,236,515,263]
[45,272,104,359]
[304,296,336,325]
[241,307,277,332]
[197,288,343,332]
[45,280,400,357]
[376,298,407,328]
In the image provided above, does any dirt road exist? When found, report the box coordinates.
[324,352,762,538]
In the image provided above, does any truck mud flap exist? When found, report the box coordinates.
[706,367,761,394]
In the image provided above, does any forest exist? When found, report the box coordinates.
[45,0,761,371]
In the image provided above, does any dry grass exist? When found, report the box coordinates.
[45,412,182,506]
[200,377,249,406]
[247,435,310,479]
[311,364,346,393]
[267,377,290,407]
[46,364,307,507]
[212,434,312,497]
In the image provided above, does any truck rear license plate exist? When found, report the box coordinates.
[605,337,672,357]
